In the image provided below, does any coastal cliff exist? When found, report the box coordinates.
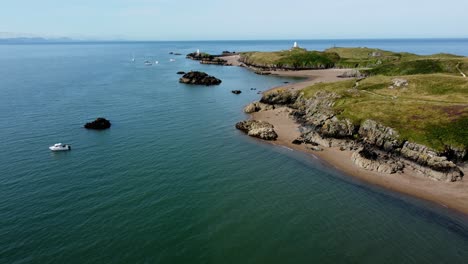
[246,83,466,182]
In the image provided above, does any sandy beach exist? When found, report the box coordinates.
[243,66,468,215]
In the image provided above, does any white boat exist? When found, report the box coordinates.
[131,54,135,62]
[155,60,159,64]
[144,60,152,66]
[170,59,176,62]
[49,143,71,151]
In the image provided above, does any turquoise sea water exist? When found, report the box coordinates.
[1,39,468,263]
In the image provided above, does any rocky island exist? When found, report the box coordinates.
[179,71,222,86]
[84,117,111,130]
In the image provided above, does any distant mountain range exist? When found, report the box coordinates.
[0,32,75,43]
[0,37,75,44]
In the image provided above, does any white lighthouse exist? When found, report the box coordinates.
[293,41,298,48]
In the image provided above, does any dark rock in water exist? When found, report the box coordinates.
[176,71,186,75]
[235,120,278,140]
[84,118,111,130]
[179,71,222,86]
[232,90,242,94]
[169,52,174,54]
[174,53,182,56]
[284,81,290,84]
[250,88,257,90]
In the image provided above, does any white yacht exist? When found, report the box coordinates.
[49,143,71,151]
[169,59,176,62]
[144,60,152,66]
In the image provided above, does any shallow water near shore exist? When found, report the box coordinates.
[1,39,468,263]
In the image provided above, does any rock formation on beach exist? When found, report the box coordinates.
[179,71,222,86]
[235,120,278,140]
[249,83,466,182]
[84,118,111,130]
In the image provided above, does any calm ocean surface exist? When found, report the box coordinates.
[1,39,468,263]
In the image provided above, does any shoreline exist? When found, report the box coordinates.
[232,61,468,215]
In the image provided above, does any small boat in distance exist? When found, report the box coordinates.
[131,54,135,62]
[170,59,176,62]
[155,61,159,64]
[49,143,71,151]
[144,60,152,66]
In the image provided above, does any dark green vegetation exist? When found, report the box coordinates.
[301,74,468,151]
[241,47,468,77]
[240,48,340,69]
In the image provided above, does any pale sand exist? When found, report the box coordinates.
[227,55,468,215]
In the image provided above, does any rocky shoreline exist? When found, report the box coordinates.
[245,89,465,182]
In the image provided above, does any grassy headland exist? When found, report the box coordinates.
[300,74,468,151]
[240,47,468,76]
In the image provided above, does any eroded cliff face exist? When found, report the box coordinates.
[255,89,465,182]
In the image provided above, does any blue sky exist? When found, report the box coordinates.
[1,0,467,40]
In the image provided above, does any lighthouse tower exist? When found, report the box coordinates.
[293,41,298,48]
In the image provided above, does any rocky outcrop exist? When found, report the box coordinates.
[389,78,408,89]
[351,147,404,174]
[252,89,465,181]
[400,142,463,182]
[232,90,242,94]
[84,118,111,130]
[200,58,229,65]
[186,52,231,65]
[179,71,222,86]
[260,89,298,105]
[338,70,364,78]
[235,120,278,140]
[244,101,275,113]
[358,120,403,151]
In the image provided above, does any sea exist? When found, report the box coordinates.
[1,39,468,264]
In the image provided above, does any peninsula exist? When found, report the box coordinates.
[221,45,468,214]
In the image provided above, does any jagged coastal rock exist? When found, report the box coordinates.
[243,101,275,113]
[179,71,222,86]
[245,88,464,181]
[186,52,230,65]
[351,147,404,174]
[235,120,278,140]
[84,118,111,130]
[260,89,298,105]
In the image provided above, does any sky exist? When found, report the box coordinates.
[1,0,467,40]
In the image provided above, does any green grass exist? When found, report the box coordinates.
[242,47,467,75]
[363,59,461,76]
[301,74,468,150]
[240,48,340,69]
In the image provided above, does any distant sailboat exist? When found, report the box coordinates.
[131,54,135,62]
